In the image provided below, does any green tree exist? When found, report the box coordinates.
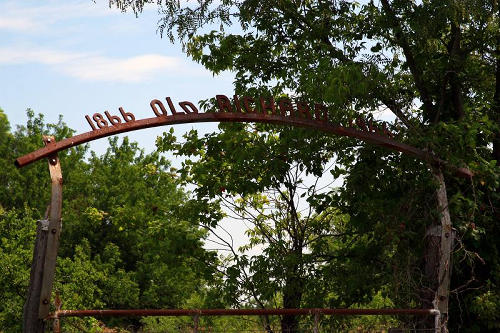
[0,207,38,331]
[112,0,500,331]
[0,110,217,332]
[156,124,405,331]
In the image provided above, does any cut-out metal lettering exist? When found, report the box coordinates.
[85,108,135,130]
[15,94,472,178]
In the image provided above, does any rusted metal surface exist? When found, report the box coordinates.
[38,136,63,319]
[14,112,472,178]
[23,137,64,333]
[23,217,50,332]
[52,293,62,333]
[50,307,439,318]
[23,137,63,333]
[49,307,441,332]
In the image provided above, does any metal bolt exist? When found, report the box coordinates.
[40,219,49,231]
[51,228,57,234]
[42,299,49,305]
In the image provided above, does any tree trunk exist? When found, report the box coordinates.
[280,260,303,333]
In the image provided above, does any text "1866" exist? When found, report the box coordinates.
[85,108,136,130]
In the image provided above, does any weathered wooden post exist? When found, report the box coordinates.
[23,136,63,333]
[23,217,49,332]
[433,168,453,332]
[193,313,199,333]
[421,167,454,332]
[313,310,320,333]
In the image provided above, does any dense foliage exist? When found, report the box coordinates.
[111,0,500,331]
[0,109,217,332]
[2,0,500,331]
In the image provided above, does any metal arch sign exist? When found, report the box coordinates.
[15,94,472,178]
[18,94,471,330]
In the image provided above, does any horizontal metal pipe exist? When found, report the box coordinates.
[50,308,439,319]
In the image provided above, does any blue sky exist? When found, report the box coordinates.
[0,0,248,249]
[0,0,349,252]
[0,0,235,155]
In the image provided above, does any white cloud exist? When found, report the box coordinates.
[0,17,39,32]
[0,46,184,83]
[63,54,182,82]
[0,1,213,83]
[0,1,120,33]
[0,48,83,65]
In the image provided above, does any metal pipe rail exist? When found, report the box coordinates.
[50,308,440,317]
[49,308,441,333]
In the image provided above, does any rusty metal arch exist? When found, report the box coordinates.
[15,111,471,178]
[16,95,470,332]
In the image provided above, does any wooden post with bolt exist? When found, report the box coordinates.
[433,168,453,332]
[23,136,63,333]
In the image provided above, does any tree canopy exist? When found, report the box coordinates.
[1,0,499,331]
[110,0,500,331]
[0,109,218,332]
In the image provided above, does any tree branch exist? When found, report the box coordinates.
[380,0,434,116]
[380,96,416,130]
